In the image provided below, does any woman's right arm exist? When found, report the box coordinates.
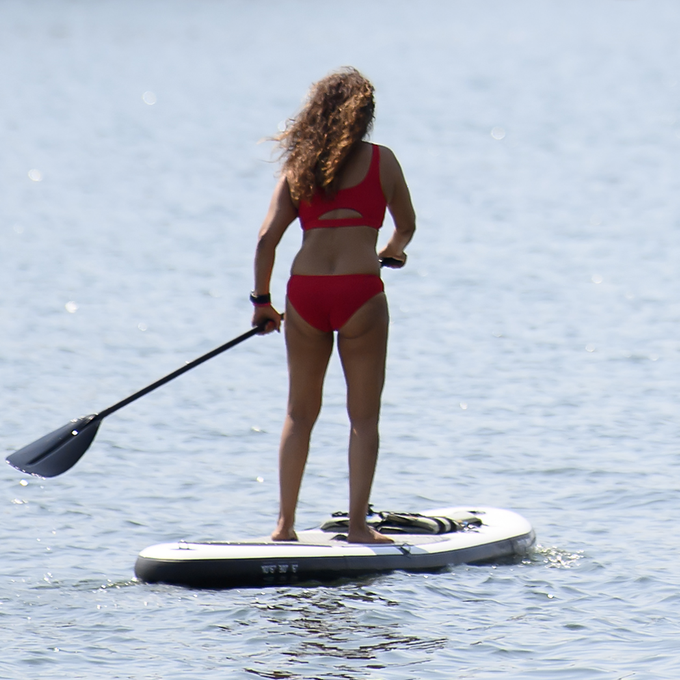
[252,176,298,332]
[378,147,416,267]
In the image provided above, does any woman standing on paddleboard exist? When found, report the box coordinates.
[251,67,416,544]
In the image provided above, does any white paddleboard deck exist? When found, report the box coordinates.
[135,506,535,589]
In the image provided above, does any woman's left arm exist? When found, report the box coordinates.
[252,176,298,333]
[378,147,416,267]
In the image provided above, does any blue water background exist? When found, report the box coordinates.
[1,1,679,677]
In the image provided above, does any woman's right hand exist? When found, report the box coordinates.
[252,305,282,334]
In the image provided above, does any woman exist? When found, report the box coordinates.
[251,67,416,544]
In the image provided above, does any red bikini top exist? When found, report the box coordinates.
[298,144,387,231]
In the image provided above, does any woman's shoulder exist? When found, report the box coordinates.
[371,143,401,170]
[368,142,393,155]
[373,143,404,187]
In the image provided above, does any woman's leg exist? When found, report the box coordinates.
[272,300,334,541]
[337,291,393,544]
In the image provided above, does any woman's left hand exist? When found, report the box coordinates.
[378,249,407,268]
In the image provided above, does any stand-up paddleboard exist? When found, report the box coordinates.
[135,506,535,589]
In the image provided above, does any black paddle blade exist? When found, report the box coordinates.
[6,415,101,478]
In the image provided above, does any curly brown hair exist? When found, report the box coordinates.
[275,67,375,203]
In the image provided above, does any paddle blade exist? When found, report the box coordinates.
[6,415,101,478]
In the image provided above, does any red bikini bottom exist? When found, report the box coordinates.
[286,274,384,332]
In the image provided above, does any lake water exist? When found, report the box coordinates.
[2,0,680,677]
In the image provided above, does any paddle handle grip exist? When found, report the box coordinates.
[380,257,406,268]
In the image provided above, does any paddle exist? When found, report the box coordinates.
[6,324,270,478]
[379,256,406,268]
[6,258,401,479]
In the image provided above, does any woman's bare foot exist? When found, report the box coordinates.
[271,520,298,541]
[347,526,394,544]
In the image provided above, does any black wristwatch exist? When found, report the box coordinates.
[249,291,271,306]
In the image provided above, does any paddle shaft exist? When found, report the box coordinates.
[5,323,272,477]
[97,264,398,420]
[97,324,264,420]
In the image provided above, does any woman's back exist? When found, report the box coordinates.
[291,142,401,276]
